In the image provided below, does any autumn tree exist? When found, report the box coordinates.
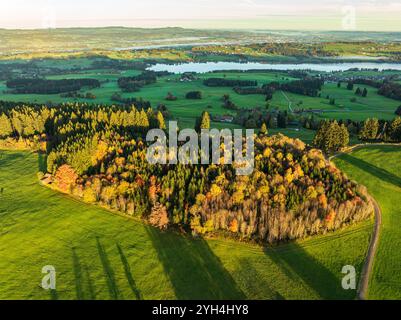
[149,203,169,230]
[156,111,166,130]
[313,120,349,154]
[359,118,379,141]
[54,165,78,193]
[389,117,401,142]
[0,114,13,138]
[196,111,210,131]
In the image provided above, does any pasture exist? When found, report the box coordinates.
[334,145,401,299]
[1,61,400,131]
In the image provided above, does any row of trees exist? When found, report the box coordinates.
[186,91,202,99]
[359,117,401,142]
[312,117,401,154]
[6,78,100,94]
[117,71,157,92]
[313,120,349,154]
[350,79,401,101]
[279,78,323,97]
[203,78,257,87]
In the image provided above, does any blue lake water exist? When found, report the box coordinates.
[148,61,401,74]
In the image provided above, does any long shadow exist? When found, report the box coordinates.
[72,247,97,300]
[96,237,121,300]
[264,242,349,299]
[237,259,285,300]
[340,153,401,188]
[145,226,245,300]
[116,243,142,300]
[72,247,84,300]
[49,289,59,300]
[37,151,47,173]
[84,265,97,300]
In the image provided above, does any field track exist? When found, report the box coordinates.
[357,196,381,300]
[330,144,400,299]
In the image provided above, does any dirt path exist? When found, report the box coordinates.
[280,90,293,113]
[330,144,388,300]
[357,196,382,300]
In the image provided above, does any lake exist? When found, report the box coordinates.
[147,61,401,74]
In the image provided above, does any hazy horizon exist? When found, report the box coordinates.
[1,0,400,32]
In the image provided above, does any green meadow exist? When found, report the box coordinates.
[334,145,401,299]
[1,65,399,130]
[0,150,373,300]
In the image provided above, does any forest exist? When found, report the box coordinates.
[117,71,159,92]
[0,101,374,244]
[203,78,258,87]
[6,78,100,94]
[351,79,401,101]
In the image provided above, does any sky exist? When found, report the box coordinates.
[0,0,400,31]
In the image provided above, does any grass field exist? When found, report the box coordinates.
[1,67,399,129]
[334,145,401,299]
[0,150,373,300]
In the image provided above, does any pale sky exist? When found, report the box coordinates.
[0,0,400,31]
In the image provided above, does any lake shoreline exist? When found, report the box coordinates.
[148,61,401,74]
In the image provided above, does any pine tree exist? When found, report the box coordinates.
[0,114,13,138]
[389,117,401,142]
[200,111,210,130]
[339,124,350,148]
[313,120,348,154]
[362,88,368,97]
[347,82,354,90]
[359,118,379,141]
[156,111,166,130]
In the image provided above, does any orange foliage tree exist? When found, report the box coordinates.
[54,164,78,193]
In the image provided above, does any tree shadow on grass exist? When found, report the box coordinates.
[84,265,97,300]
[72,247,84,300]
[340,153,401,188]
[116,243,142,300]
[49,289,58,300]
[264,243,349,300]
[72,247,97,300]
[96,237,121,300]
[236,259,285,300]
[145,226,245,300]
[37,152,47,173]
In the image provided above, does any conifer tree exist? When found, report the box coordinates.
[389,117,401,142]
[200,111,210,130]
[0,114,13,138]
[359,118,379,141]
[362,88,368,97]
[156,111,166,130]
